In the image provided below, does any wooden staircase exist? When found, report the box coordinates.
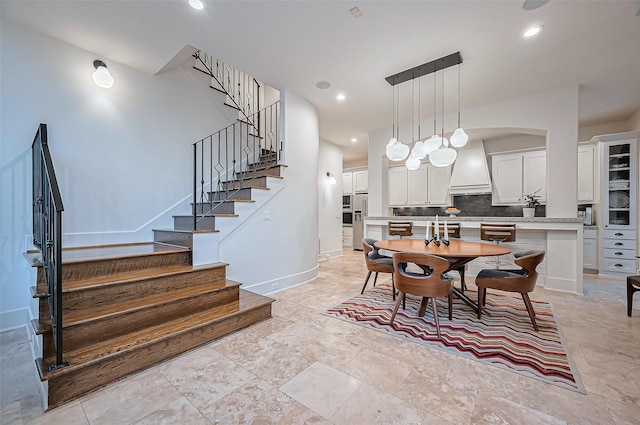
[29,242,273,409]
[161,150,287,235]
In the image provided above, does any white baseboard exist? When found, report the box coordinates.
[243,264,320,295]
[318,249,343,262]
[0,308,31,332]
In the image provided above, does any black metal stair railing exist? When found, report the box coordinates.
[32,123,68,370]
[193,51,261,135]
[193,101,280,230]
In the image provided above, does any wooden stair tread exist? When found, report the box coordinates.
[38,290,273,380]
[211,186,270,192]
[60,280,241,326]
[173,213,238,218]
[153,228,219,234]
[225,176,283,183]
[206,199,255,204]
[61,262,227,290]
[59,242,189,264]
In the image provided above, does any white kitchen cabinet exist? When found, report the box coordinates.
[583,227,598,270]
[578,144,595,203]
[491,153,523,205]
[523,150,547,202]
[342,226,353,250]
[342,172,353,195]
[427,165,451,206]
[353,170,368,193]
[407,165,428,205]
[388,166,408,206]
[388,164,449,207]
[492,150,546,205]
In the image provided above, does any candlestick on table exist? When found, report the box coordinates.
[425,220,432,246]
[443,220,450,246]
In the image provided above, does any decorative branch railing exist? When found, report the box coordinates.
[32,123,67,370]
[193,101,280,230]
[193,50,261,134]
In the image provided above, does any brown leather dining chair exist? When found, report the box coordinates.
[361,238,396,300]
[628,275,640,317]
[475,250,545,331]
[388,221,413,239]
[390,252,454,338]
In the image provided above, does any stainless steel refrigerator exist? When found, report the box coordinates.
[352,194,367,250]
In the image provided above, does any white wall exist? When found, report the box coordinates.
[318,140,343,260]
[0,22,320,328]
[579,120,629,142]
[628,109,640,131]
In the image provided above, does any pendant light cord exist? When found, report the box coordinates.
[433,69,437,136]
[411,78,415,146]
[457,63,461,128]
[441,59,445,144]
[417,71,421,140]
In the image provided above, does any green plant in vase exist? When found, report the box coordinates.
[521,189,541,217]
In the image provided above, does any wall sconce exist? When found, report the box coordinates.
[326,172,337,186]
[92,60,114,88]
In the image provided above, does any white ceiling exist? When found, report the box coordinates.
[3,0,640,163]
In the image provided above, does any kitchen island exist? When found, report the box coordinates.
[364,216,584,294]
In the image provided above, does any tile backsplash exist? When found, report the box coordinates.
[391,194,546,217]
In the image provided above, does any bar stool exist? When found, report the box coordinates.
[432,222,467,292]
[628,275,640,317]
[480,223,516,268]
[388,221,413,239]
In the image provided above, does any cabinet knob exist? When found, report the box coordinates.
[615,242,623,246]
[615,252,623,255]
[614,232,623,236]
[615,264,623,267]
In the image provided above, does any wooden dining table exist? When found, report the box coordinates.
[374,238,511,312]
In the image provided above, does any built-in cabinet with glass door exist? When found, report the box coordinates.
[600,138,637,275]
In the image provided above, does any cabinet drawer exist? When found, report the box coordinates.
[602,239,636,250]
[603,229,636,240]
[603,248,636,259]
[601,258,637,273]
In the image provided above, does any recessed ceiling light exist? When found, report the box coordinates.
[316,81,331,89]
[524,25,543,38]
[189,0,204,10]
[522,0,549,11]
[351,138,357,143]
[349,7,363,19]
[336,93,346,101]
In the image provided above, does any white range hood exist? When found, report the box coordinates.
[448,139,492,194]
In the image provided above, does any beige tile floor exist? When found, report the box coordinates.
[1,250,639,424]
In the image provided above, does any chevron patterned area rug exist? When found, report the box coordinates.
[323,283,585,394]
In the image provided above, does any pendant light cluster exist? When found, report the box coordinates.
[385,52,468,169]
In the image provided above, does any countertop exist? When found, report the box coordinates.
[365,216,583,223]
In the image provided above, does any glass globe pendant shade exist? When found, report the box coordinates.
[405,156,421,170]
[450,127,469,148]
[424,134,447,156]
[410,141,428,160]
[92,64,114,88]
[385,138,398,159]
[429,145,457,167]
[387,141,410,161]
